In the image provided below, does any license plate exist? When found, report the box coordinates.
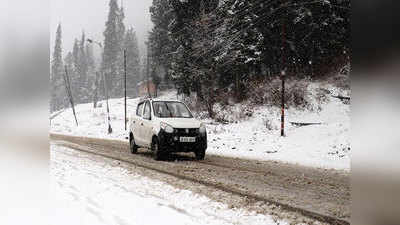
[180,137,196,143]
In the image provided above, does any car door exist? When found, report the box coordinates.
[141,101,153,147]
[133,102,145,146]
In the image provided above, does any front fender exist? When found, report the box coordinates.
[152,120,161,137]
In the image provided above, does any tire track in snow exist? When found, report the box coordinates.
[50,133,349,225]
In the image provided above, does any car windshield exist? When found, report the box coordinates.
[152,101,193,118]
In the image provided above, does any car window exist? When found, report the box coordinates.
[152,101,193,118]
[143,101,151,120]
[136,103,144,117]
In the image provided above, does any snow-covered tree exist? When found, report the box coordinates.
[64,52,74,79]
[78,31,88,84]
[148,0,350,109]
[75,31,91,102]
[124,27,141,97]
[189,10,220,117]
[101,0,127,97]
[214,0,264,99]
[113,2,126,96]
[102,0,124,97]
[63,51,75,106]
[251,0,350,77]
[86,43,95,74]
[68,39,82,103]
[72,39,79,73]
[167,0,219,96]
[149,0,177,83]
[50,23,65,112]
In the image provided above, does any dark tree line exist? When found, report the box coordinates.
[148,0,350,117]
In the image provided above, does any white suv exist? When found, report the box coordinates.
[129,99,207,160]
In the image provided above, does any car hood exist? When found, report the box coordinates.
[158,117,201,129]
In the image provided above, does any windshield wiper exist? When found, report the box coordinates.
[164,103,173,117]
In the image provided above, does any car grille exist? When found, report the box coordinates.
[174,128,199,136]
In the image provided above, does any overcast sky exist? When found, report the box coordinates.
[51,0,153,57]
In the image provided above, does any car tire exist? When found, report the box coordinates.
[195,149,206,160]
[129,134,138,154]
[152,137,163,160]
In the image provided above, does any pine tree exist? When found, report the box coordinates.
[102,0,125,97]
[102,0,120,94]
[79,31,88,84]
[86,43,95,73]
[124,27,140,97]
[190,9,220,117]
[64,51,75,107]
[51,23,64,112]
[249,0,350,78]
[85,43,97,104]
[71,39,81,102]
[149,0,176,82]
[75,31,90,102]
[64,52,74,76]
[216,0,264,99]
[167,0,220,96]
[72,39,80,74]
[149,0,350,107]
[113,2,126,95]
[151,69,161,97]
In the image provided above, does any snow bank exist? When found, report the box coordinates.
[51,84,350,171]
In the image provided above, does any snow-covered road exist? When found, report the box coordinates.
[50,144,284,225]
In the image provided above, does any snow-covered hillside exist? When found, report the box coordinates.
[51,84,350,171]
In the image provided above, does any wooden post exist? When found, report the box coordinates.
[146,44,151,98]
[93,72,99,108]
[103,72,112,134]
[281,71,285,137]
[124,49,127,131]
[63,66,78,126]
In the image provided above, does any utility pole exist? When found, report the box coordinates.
[146,43,151,98]
[124,49,127,131]
[102,72,113,134]
[63,66,78,126]
[281,70,285,137]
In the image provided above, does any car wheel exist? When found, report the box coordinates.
[129,134,138,154]
[195,149,206,160]
[152,137,163,160]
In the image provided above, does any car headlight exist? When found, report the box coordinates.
[160,122,174,133]
[199,123,206,134]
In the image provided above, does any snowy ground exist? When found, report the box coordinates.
[51,84,350,171]
[50,91,178,140]
[207,85,350,171]
[50,145,285,225]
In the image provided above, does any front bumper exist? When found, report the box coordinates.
[158,128,207,153]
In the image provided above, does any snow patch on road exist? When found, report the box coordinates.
[51,145,284,225]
